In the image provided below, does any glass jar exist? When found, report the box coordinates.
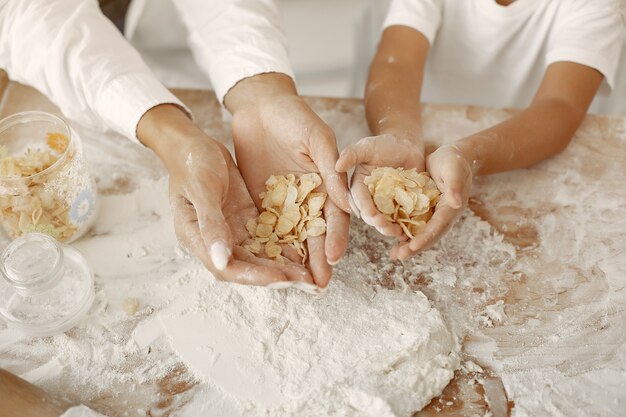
[0,233,94,336]
[0,111,97,243]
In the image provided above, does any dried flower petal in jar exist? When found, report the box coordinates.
[0,111,97,242]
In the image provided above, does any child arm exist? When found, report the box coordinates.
[365,25,430,151]
[336,26,431,238]
[390,61,604,259]
[455,61,603,175]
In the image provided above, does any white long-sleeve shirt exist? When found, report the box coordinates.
[0,0,295,143]
[123,0,295,97]
[0,0,184,143]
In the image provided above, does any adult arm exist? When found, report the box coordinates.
[0,0,186,143]
[172,1,351,287]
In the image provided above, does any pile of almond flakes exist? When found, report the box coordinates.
[244,173,326,264]
[364,167,441,238]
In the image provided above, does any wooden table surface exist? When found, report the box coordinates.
[0,78,624,417]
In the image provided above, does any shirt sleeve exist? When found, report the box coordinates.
[547,0,625,90]
[0,0,190,144]
[382,0,444,45]
[171,0,295,104]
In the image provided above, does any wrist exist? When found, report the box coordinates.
[224,72,298,114]
[378,124,424,149]
[137,104,199,162]
[449,140,480,175]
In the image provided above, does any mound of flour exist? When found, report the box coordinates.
[161,253,460,417]
[2,174,517,416]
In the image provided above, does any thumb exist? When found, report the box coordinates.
[335,137,379,173]
[427,152,470,210]
[195,193,234,271]
[309,131,351,214]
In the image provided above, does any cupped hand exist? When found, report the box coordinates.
[390,144,473,260]
[335,134,425,239]
[229,92,351,288]
[138,104,313,286]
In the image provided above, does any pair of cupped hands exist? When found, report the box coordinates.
[139,76,473,290]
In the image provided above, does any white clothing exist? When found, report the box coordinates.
[0,0,294,143]
[384,0,625,114]
[0,0,186,143]
[127,0,294,103]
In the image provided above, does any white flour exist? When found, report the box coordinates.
[0,169,517,416]
[3,102,622,416]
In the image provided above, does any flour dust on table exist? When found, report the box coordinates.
[0,174,517,416]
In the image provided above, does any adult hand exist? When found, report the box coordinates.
[138,104,313,285]
[390,144,473,260]
[225,73,351,288]
[335,134,425,239]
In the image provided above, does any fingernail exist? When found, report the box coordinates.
[210,240,231,271]
[362,215,375,227]
[266,281,295,290]
[328,257,340,266]
[291,282,324,295]
[347,192,360,218]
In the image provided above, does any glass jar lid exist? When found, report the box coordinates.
[0,233,94,336]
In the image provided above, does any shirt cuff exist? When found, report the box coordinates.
[208,51,296,105]
[94,73,192,144]
[61,405,107,417]
[546,47,617,91]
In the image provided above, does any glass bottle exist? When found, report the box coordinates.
[0,111,98,242]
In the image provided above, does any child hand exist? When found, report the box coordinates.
[336,134,425,239]
[390,144,473,260]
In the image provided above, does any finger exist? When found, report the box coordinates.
[309,131,351,214]
[192,192,235,271]
[427,151,471,210]
[350,175,379,220]
[392,204,461,260]
[335,145,359,173]
[350,175,403,238]
[233,247,314,284]
[438,176,465,209]
[306,235,333,288]
[347,191,361,218]
[174,210,286,285]
[367,212,405,238]
[335,139,377,172]
[281,244,303,264]
[324,200,350,265]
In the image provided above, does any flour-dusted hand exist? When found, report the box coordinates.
[391,144,473,260]
[137,104,313,286]
[225,73,351,288]
[336,134,425,239]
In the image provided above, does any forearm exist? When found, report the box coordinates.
[365,62,424,143]
[364,27,429,145]
[455,98,585,175]
[0,369,70,417]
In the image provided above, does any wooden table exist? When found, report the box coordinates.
[0,77,624,417]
